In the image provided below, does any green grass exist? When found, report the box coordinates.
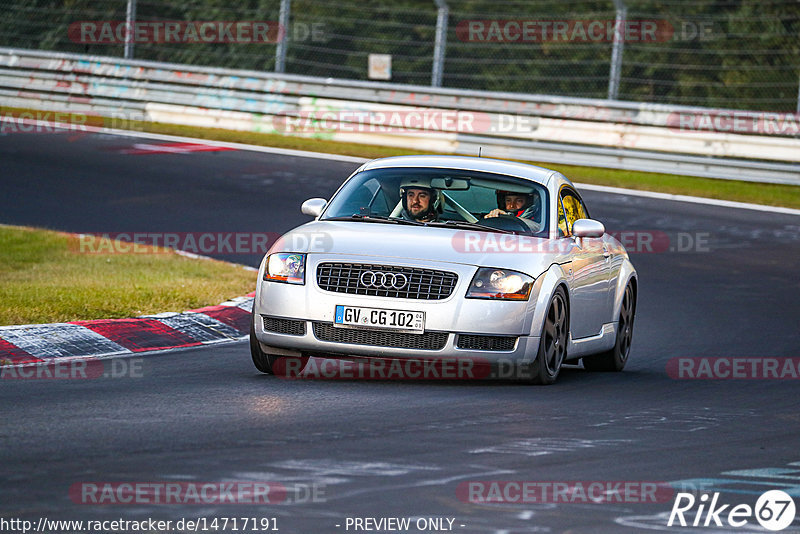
[4,106,800,209]
[0,225,256,326]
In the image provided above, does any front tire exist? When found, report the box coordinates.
[526,287,569,385]
[250,313,278,374]
[583,282,635,372]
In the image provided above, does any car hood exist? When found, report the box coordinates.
[270,220,565,276]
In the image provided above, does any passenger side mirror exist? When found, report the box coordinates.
[572,218,605,238]
[301,198,327,218]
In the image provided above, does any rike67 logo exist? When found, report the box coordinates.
[668,490,796,531]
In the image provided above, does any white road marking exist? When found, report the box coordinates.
[470,438,632,457]
[576,182,800,216]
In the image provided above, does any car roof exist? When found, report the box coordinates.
[359,155,564,186]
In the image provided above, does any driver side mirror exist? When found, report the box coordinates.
[301,198,327,218]
[572,218,605,238]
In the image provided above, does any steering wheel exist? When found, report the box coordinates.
[479,214,530,233]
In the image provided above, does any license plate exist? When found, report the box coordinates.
[334,305,425,333]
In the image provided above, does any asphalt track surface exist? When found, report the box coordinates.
[2,130,800,533]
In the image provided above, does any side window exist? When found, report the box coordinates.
[577,197,589,219]
[559,188,589,235]
[557,197,568,236]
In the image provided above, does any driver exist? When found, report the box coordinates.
[485,190,539,220]
[399,179,440,222]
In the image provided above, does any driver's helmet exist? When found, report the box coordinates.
[496,189,539,218]
[400,177,440,221]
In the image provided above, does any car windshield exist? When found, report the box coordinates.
[321,168,549,236]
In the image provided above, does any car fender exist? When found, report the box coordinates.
[254,253,269,308]
[527,262,570,340]
[611,259,638,322]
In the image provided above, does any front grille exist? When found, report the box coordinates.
[457,334,517,352]
[313,322,448,350]
[316,263,458,300]
[262,315,306,336]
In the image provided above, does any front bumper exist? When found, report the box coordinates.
[254,255,542,364]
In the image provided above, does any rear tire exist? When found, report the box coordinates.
[526,287,568,385]
[583,282,635,372]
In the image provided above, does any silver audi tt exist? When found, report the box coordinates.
[251,155,637,384]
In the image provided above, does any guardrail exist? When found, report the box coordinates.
[1,47,798,185]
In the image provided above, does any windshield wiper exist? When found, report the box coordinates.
[325,215,425,226]
[428,220,514,234]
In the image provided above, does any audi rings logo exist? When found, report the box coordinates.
[359,271,409,290]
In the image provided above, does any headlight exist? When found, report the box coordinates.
[466,268,534,300]
[263,253,305,284]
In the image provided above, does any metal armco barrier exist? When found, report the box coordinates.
[1,47,798,185]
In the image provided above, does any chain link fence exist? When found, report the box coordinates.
[1,0,798,112]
